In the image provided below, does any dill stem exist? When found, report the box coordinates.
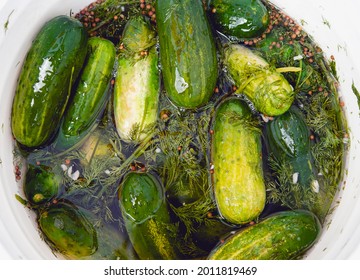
[109,138,125,160]
[295,60,303,89]
[276,66,302,73]
[117,131,156,171]
[89,17,114,33]
[95,131,156,198]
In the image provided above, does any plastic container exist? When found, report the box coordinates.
[1,0,360,259]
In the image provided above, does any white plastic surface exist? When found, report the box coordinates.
[1,0,360,259]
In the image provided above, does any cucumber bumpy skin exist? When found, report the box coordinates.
[39,202,98,259]
[114,16,159,142]
[114,48,159,142]
[155,0,218,109]
[57,36,116,149]
[224,44,294,116]
[119,172,183,260]
[212,98,266,225]
[11,15,88,148]
[208,210,321,260]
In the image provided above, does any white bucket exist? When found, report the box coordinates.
[1,0,360,259]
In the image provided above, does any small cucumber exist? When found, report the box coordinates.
[121,16,156,53]
[155,0,218,108]
[23,164,60,205]
[212,98,266,224]
[114,16,159,142]
[209,0,270,40]
[11,15,88,148]
[224,44,294,116]
[38,201,98,258]
[57,37,116,149]
[119,172,183,260]
[208,210,321,260]
[266,107,314,183]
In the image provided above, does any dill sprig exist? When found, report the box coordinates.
[170,185,216,238]
[265,156,317,211]
[144,104,219,243]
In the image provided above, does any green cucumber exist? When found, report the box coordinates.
[114,16,159,142]
[119,172,183,260]
[224,44,294,116]
[212,98,266,225]
[121,16,156,53]
[39,201,98,258]
[57,37,116,149]
[209,0,270,40]
[155,0,218,109]
[266,106,315,189]
[208,210,321,260]
[11,15,88,148]
[23,164,60,205]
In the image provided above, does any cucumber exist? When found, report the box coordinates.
[121,16,156,53]
[155,0,218,109]
[11,15,88,148]
[224,44,294,116]
[114,16,159,142]
[208,210,321,260]
[23,164,60,205]
[212,98,266,224]
[209,0,270,40]
[266,106,315,189]
[114,49,159,142]
[78,128,114,165]
[57,37,116,149]
[38,201,98,258]
[118,172,183,260]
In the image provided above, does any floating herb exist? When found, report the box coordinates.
[322,16,331,28]
[352,82,360,112]
[3,9,14,33]
[266,156,318,210]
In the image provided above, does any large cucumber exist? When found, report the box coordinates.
[57,37,116,149]
[209,0,270,40]
[208,210,321,260]
[118,172,183,260]
[155,0,218,109]
[212,98,266,224]
[114,16,159,142]
[11,15,88,148]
